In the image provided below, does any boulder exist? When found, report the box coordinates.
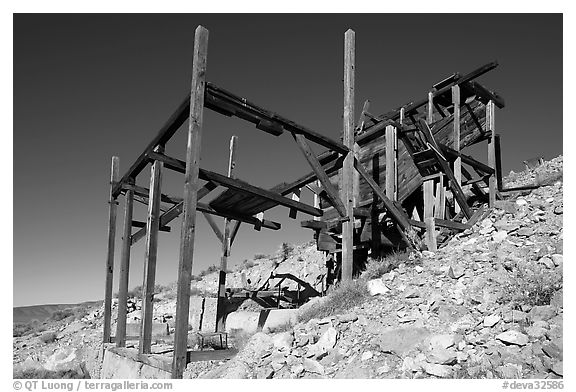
[307,327,337,358]
[483,314,501,328]
[43,347,84,373]
[378,327,430,355]
[529,306,556,322]
[367,279,390,296]
[496,330,529,346]
[302,358,324,375]
[422,362,452,378]
[272,332,294,352]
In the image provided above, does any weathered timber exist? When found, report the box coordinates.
[131,220,171,232]
[148,151,323,217]
[409,218,470,231]
[103,156,119,344]
[495,134,503,191]
[341,29,355,281]
[425,217,437,251]
[487,101,496,207]
[203,212,224,243]
[423,179,435,219]
[173,25,208,379]
[452,85,462,214]
[116,181,134,348]
[293,133,347,217]
[385,125,397,200]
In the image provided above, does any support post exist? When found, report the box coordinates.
[371,154,381,257]
[425,216,437,252]
[434,176,446,219]
[341,29,355,282]
[423,179,435,219]
[139,148,164,354]
[427,91,434,124]
[487,100,496,207]
[217,135,238,331]
[116,178,134,347]
[495,134,503,191]
[313,180,321,221]
[103,156,119,344]
[172,25,208,379]
[385,125,397,200]
[452,85,462,214]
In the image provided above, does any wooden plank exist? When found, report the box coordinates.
[452,85,462,214]
[103,156,119,344]
[116,182,134,348]
[289,188,301,219]
[434,176,446,219]
[205,83,349,155]
[425,217,437,252]
[341,29,355,282]
[124,183,183,205]
[427,92,434,124]
[149,151,323,217]
[139,151,164,355]
[439,143,495,175]
[203,212,224,243]
[218,135,238,331]
[409,218,470,231]
[292,133,347,217]
[423,179,435,219]
[172,25,208,380]
[131,220,171,232]
[417,119,472,219]
[371,154,381,257]
[495,134,503,191]
[130,181,217,245]
[354,158,412,233]
[466,205,488,227]
[464,81,505,109]
[112,97,190,197]
[312,180,321,221]
[301,220,327,230]
[487,101,496,208]
[385,125,397,200]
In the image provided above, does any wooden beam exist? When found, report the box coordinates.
[103,156,119,344]
[229,220,242,246]
[409,218,470,231]
[423,179,435,219]
[292,133,347,217]
[434,176,446,219]
[452,85,462,214]
[464,81,505,109]
[427,91,434,124]
[172,25,208,379]
[385,125,397,200]
[289,188,301,219]
[425,217,437,252]
[495,134,504,191]
[417,119,472,218]
[354,158,412,234]
[205,83,349,155]
[149,151,323,217]
[112,98,190,198]
[124,183,183,205]
[371,154,381,257]
[139,150,164,355]
[218,135,238,331]
[116,180,134,348]
[439,144,495,175]
[341,29,355,282]
[203,212,224,243]
[487,101,496,208]
[130,181,218,245]
[131,220,171,232]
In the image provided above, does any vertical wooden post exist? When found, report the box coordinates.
[103,156,119,344]
[371,154,381,257]
[452,85,462,214]
[116,179,134,347]
[427,91,434,124]
[217,135,237,332]
[139,147,164,355]
[487,100,496,207]
[423,179,435,219]
[494,134,503,191]
[434,176,446,219]
[385,125,397,201]
[341,29,355,282]
[400,107,405,125]
[425,217,437,252]
[172,25,208,379]
[313,180,321,221]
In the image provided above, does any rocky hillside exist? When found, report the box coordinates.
[13,156,563,379]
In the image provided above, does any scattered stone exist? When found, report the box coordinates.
[495,200,517,214]
[302,358,324,375]
[360,351,373,361]
[551,361,563,376]
[492,231,508,243]
[378,327,430,355]
[307,327,337,358]
[429,334,456,350]
[541,342,562,360]
[415,266,424,273]
[529,306,556,322]
[290,363,304,376]
[516,227,534,237]
[422,362,453,378]
[497,363,522,379]
[554,205,563,215]
[516,199,528,206]
[337,313,358,323]
[427,347,457,365]
[538,257,555,269]
[448,265,465,279]
[367,279,390,296]
[551,254,563,267]
[484,314,501,328]
[272,332,294,351]
[376,363,390,375]
[496,330,529,346]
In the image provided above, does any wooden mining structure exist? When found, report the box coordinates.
[102,26,506,378]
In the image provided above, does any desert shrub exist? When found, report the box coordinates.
[253,254,267,260]
[49,309,75,322]
[13,322,34,337]
[228,328,255,351]
[498,264,562,309]
[240,259,256,270]
[279,242,294,261]
[198,265,218,278]
[39,331,57,344]
[266,321,293,334]
[361,251,409,280]
[298,279,368,323]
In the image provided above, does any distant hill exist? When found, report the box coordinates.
[13,301,102,324]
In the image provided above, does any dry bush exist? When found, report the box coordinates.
[39,331,57,344]
[498,264,562,309]
[13,368,86,379]
[361,251,409,280]
[298,279,368,323]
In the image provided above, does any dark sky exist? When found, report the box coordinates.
[13,14,562,306]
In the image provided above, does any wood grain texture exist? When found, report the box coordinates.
[103,156,119,344]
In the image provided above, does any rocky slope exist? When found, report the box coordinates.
[13,156,563,379]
